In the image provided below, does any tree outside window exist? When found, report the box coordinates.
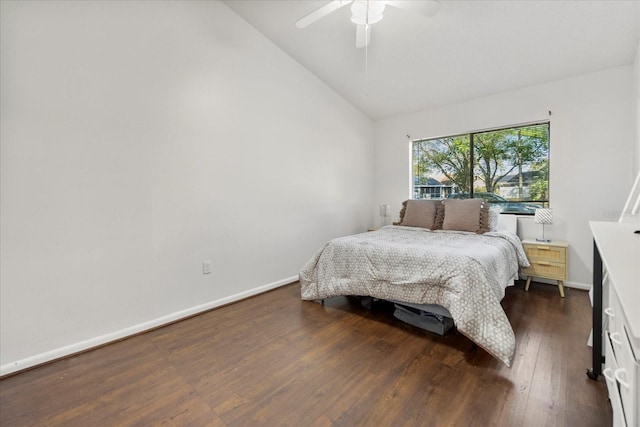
[412,122,549,214]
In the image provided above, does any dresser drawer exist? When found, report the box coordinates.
[524,244,566,263]
[616,326,638,427]
[606,285,638,427]
[606,282,624,352]
[604,336,626,427]
[522,260,567,281]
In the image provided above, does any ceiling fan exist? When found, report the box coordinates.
[296,0,441,48]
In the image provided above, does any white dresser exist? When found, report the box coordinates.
[590,221,640,427]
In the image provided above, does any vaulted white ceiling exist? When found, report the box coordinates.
[223,0,640,120]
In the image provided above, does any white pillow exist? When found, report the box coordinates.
[488,207,500,231]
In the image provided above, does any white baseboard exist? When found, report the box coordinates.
[565,281,591,291]
[0,276,299,377]
[521,275,591,291]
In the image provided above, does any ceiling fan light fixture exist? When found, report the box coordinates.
[295,0,441,49]
[350,0,386,26]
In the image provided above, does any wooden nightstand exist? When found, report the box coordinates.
[521,239,569,297]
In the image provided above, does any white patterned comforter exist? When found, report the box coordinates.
[299,225,530,366]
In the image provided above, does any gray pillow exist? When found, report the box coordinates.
[442,199,489,233]
[401,200,440,229]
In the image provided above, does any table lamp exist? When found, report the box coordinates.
[534,208,553,242]
[379,204,390,227]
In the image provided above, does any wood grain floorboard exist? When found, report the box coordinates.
[0,280,612,426]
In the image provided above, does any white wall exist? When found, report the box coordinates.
[374,66,635,288]
[0,1,374,374]
[634,39,640,177]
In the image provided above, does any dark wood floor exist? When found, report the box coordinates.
[0,280,611,426]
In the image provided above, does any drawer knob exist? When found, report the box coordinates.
[603,368,615,382]
[614,368,630,389]
[609,332,622,346]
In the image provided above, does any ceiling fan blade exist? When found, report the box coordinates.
[296,0,352,28]
[355,24,370,48]
[386,0,441,17]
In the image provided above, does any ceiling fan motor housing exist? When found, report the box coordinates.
[350,0,386,25]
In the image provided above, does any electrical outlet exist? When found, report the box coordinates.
[203,261,212,275]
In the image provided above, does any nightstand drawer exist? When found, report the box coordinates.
[524,244,566,263]
[521,239,569,297]
[522,260,567,281]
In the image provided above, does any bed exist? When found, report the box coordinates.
[299,199,530,367]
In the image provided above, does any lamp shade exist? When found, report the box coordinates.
[534,208,553,225]
[379,204,390,217]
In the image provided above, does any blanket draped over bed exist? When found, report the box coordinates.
[299,225,530,367]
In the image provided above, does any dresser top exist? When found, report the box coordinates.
[590,221,640,346]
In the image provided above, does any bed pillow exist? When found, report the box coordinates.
[434,202,445,230]
[399,200,441,229]
[442,199,490,233]
[393,200,408,225]
[488,207,500,231]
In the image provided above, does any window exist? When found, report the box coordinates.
[412,122,549,214]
